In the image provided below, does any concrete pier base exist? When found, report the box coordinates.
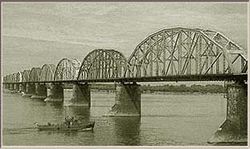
[9,84,14,91]
[20,83,26,93]
[44,83,63,102]
[66,83,90,106]
[5,84,9,90]
[208,81,247,144]
[19,84,25,95]
[17,84,22,93]
[31,84,47,99]
[3,84,6,89]
[4,84,9,90]
[15,84,20,92]
[22,83,36,97]
[105,83,141,117]
[10,84,19,93]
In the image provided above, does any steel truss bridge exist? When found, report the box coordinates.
[3,27,248,84]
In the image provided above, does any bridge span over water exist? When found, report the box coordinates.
[3,27,248,143]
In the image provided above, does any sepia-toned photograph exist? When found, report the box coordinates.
[1,1,248,147]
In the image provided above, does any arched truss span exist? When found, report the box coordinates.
[22,70,31,82]
[29,68,41,82]
[16,72,23,82]
[4,75,11,83]
[127,27,247,77]
[4,72,25,83]
[40,64,56,81]
[54,58,80,81]
[3,76,6,83]
[78,49,128,80]
[10,73,17,82]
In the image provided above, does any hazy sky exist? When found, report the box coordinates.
[2,2,248,76]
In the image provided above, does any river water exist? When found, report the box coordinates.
[3,89,227,146]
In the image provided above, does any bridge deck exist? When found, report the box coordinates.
[3,74,247,84]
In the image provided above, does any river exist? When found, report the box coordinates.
[3,89,227,146]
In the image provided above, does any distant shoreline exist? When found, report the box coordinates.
[90,90,225,95]
[90,84,226,94]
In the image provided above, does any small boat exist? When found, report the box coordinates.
[34,118,95,132]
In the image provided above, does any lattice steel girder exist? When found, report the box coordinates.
[16,72,23,82]
[9,73,17,82]
[40,64,56,81]
[3,27,247,82]
[54,58,80,81]
[78,49,128,80]
[22,70,31,82]
[127,27,247,78]
[29,67,41,82]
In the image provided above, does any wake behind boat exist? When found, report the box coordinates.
[34,117,95,132]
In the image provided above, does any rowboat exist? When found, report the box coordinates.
[34,121,95,132]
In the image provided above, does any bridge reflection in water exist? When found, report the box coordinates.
[113,117,141,145]
[3,27,247,144]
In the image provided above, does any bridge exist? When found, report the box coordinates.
[2,27,248,143]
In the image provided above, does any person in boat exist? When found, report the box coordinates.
[65,116,70,128]
[65,116,75,128]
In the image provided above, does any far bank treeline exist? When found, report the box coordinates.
[88,84,226,94]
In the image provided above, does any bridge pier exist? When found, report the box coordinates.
[17,84,22,93]
[208,81,247,144]
[8,84,12,90]
[15,84,20,92]
[10,84,18,93]
[9,83,19,93]
[22,83,36,97]
[4,84,9,90]
[4,84,8,90]
[66,83,90,106]
[4,84,7,89]
[44,83,63,102]
[31,83,47,99]
[20,83,26,93]
[9,84,14,90]
[106,82,141,117]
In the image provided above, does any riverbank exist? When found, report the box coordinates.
[90,84,226,94]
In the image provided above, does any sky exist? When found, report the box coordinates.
[2,2,248,76]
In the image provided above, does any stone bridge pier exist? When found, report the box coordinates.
[14,83,19,92]
[20,83,26,93]
[4,84,9,90]
[4,84,8,90]
[106,82,141,117]
[31,83,47,99]
[44,83,64,102]
[17,84,22,92]
[22,83,36,97]
[9,83,18,92]
[67,83,91,107]
[3,84,7,89]
[6,84,10,90]
[208,81,247,144]
[18,84,25,93]
[9,84,14,90]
